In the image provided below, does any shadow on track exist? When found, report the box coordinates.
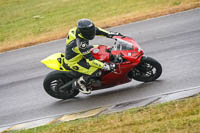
[53,80,165,105]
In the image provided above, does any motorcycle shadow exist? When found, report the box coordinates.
[54,80,164,105]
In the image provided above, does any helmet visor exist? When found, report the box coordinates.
[80,26,96,40]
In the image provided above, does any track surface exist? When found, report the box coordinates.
[0,8,200,127]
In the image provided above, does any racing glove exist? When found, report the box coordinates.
[102,63,111,71]
[107,32,123,38]
[102,63,117,72]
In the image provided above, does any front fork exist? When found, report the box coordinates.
[127,55,147,78]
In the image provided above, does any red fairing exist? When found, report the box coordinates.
[90,45,110,62]
[89,36,144,89]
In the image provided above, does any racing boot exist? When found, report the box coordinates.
[75,76,91,94]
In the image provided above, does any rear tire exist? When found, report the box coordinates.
[43,71,79,100]
[130,56,162,82]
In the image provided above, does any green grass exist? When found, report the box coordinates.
[0,0,200,52]
[12,95,200,133]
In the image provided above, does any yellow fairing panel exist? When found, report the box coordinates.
[41,53,70,71]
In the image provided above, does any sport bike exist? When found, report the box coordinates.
[41,36,162,99]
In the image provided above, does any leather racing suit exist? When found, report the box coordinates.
[64,27,110,79]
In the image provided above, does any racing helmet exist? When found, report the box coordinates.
[77,19,96,40]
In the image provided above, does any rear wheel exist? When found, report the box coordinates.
[43,71,79,100]
[130,56,162,82]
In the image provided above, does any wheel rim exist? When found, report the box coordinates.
[49,78,74,96]
[132,63,157,79]
[143,63,156,78]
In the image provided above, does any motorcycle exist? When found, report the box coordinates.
[41,35,162,99]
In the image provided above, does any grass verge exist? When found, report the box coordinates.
[0,0,200,53]
[11,94,200,133]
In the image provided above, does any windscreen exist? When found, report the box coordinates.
[112,38,133,50]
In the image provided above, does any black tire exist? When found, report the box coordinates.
[130,56,162,82]
[43,71,79,100]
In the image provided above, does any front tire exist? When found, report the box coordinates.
[43,71,79,100]
[130,56,162,82]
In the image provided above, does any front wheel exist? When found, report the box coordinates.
[43,71,79,100]
[130,56,162,82]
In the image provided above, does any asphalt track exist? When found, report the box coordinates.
[0,8,200,127]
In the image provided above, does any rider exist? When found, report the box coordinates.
[64,18,122,94]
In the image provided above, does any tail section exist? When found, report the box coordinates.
[41,53,70,71]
